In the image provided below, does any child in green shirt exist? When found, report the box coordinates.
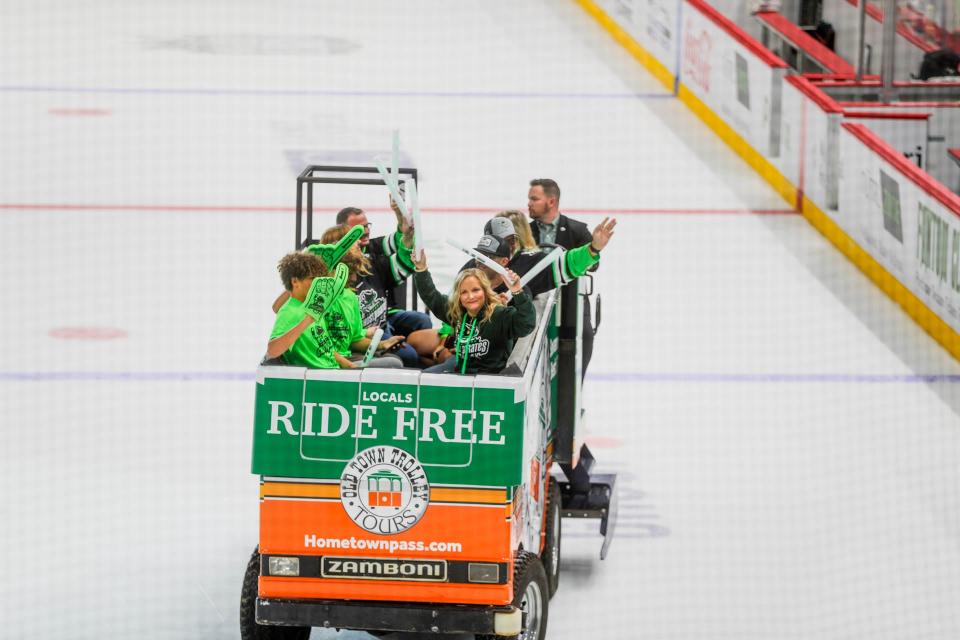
[270,227,406,368]
[267,252,339,369]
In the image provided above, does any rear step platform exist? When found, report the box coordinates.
[557,444,618,559]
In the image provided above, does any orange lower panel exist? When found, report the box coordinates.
[259,576,512,605]
[260,500,511,560]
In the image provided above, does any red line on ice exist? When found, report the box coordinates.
[0,203,797,215]
[48,108,112,116]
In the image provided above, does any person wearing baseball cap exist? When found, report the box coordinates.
[464,215,616,303]
[483,217,520,247]
[474,234,513,261]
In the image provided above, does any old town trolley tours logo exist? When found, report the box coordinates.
[340,445,429,535]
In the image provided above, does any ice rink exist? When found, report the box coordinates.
[3,1,960,638]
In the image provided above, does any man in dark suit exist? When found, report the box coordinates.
[527,178,599,376]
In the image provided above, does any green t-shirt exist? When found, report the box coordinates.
[270,297,338,369]
[324,288,366,356]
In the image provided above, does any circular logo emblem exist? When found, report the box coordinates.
[340,446,430,535]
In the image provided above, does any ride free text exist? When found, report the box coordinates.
[266,401,509,445]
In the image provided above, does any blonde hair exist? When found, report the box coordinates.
[447,269,502,328]
[497,210,537,251]
[320,225,372,285]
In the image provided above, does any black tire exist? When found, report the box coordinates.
[478,551,549,640]
[240,547,311,640]
[541,479,561,597]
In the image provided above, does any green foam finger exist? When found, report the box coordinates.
[337,225,364,256]
[303,263,350,321]
[304,225,365,269]
[332,262,349,296]
[303,277,330,321]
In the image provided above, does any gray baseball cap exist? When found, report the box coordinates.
[474,234,512,259]
[483,217,517,241]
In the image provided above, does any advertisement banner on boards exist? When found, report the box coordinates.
[595,0,681,79]
[680,0,777,156]
[773,75,802,188]
[843,113,929,175]
[838,128,960,332]
[914,196,960,328]
[840,104,960,196]
[838,135,911,281]
[801,96,838,211]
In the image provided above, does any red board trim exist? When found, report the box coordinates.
[786,74,844,113]
[840,101,957,108]
[844,110,930,119]
[755,11,856,75]
[842,122,960,219]
[892,82,960,89]
[802,73,880,82]
[809,77,882,85]
[686,0,788,68]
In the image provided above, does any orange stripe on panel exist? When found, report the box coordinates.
[261,482,339,499]
[429,487,507,504]
[260,500,512,560]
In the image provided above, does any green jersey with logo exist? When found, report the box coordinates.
[271,297,338,369]
[325,288,366,356]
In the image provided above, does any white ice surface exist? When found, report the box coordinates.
[2,1,960,639]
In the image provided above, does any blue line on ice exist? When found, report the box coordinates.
[588,372,960,383]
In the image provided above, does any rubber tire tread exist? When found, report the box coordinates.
[240,548,311,640]
[477,551,549,640]
[541,479,561,597]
